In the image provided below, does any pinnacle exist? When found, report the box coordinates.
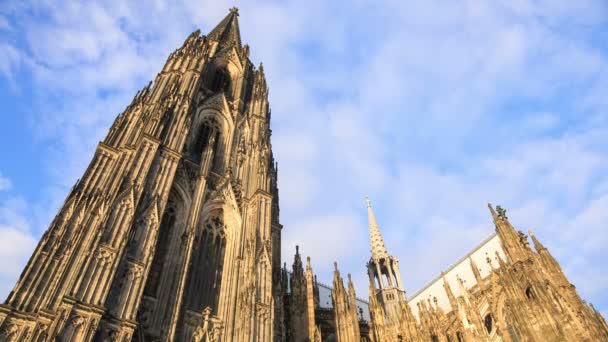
[208,8,242,49]
[366,197,390,260]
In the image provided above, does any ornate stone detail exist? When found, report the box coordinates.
[70,315,86,328]
[2,7,604,342]
[0,323,19,338]
[191,307,224,342]
[496,205,507,220]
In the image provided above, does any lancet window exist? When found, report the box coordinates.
[186,210,227,312]
[145,207,176,297]
[485,314,493,334]
[210,67,231,94]
[191,118,222,173]
[525,286,536,300]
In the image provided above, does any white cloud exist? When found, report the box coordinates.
[0,197,37,299]
[0,173,11,191]
[282,212,367,283]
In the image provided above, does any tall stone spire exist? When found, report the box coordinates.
[208,7,242,49]
[365,197,406,326]
[0,8,281,341]
[366,196,389,260]
[488,203,529,263]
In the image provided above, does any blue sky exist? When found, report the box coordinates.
[1,0,607,318]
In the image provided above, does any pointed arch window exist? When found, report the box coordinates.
[525,286,536,300]
[185,210,227,311]
[145,207,176,297]
[211,67,231,94]
[191,118,222,172]
[485,314,493,334]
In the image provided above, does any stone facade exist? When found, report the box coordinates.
[1,8,281,342]
[360,201,608,342]
[1,8,608,342]
[279,200,608,341]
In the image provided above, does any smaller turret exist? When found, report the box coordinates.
[528,229,570,287]
[488,203,530,264]
[442,272,458,311]
[365,197,406,322]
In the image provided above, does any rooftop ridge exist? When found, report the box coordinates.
[408,232,497,300]
[316,278,370,305]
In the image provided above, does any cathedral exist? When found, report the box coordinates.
[0,8,607,342]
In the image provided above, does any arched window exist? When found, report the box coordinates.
[191,118,221,172]
[145,207,176,297]
[457,331,464,342]
[185,210,227,311]
[210,67,231,94]
[525,286,536,300]
[431,335,439,342]
[485,314,493,334]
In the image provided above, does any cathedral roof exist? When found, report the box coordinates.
[208,7,242,49]
[366,197,390,261]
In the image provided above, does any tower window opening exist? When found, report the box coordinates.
[485,314,493,334]
[191,119,221,171]
[145,206,176,297]
[211,67,231,94]
[526,286,536,300]
[457,332,464,342]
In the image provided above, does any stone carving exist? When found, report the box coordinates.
[192,307,224,342]
[496,205,507,220]
[1,7,606,342]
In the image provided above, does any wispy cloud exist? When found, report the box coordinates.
[0,195,37,297]
[0,173,11,191]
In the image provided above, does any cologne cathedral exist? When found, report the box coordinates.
[1,8,607,342]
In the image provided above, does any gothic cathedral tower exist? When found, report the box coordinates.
[0,8,282,342]
[366,197,406,320]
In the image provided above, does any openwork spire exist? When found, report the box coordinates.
[366,196,390,260]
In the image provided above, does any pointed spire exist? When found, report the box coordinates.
[469,257,483,285]
[442,272,457,310]
[293,245,303,272]
[528,228,545,252]
[208,7,242,49]
[456,275,471,305]
[366,196,390,260]
[488,203,498,221]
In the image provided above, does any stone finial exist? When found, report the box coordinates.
[229,7,239,15]
[496,205,507,220]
